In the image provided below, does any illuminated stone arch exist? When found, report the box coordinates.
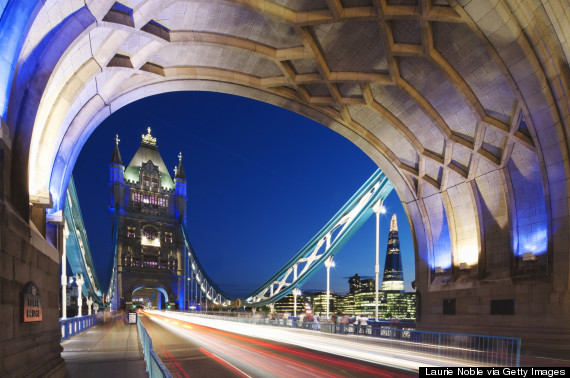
[1,2,570,369]
[131,285,171,304]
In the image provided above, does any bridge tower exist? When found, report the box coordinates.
[109,128,187,310]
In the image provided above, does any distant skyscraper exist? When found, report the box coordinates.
[382,214,405,292]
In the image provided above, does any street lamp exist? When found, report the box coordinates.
[324,256,335,319]
[372,200,386,321]
[292,288,302,317]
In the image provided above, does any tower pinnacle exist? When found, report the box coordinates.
[390,214,398,232]
[175,151,186,179]
[110,134,123,165]
[141,127,157,146]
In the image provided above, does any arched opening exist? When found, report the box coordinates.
[73,90,417,311]
[132,286,169,310]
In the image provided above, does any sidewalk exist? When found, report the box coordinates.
[62,317,147,378]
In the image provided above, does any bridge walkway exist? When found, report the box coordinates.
[61,316,146,378]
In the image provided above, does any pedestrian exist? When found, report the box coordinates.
[360,315,368,334]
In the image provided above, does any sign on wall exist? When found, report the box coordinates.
[22,281,42,322]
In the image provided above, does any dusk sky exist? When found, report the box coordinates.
[72,91,415,298]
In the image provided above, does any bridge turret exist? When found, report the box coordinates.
[174,152,187,224]
[109,134,125,214]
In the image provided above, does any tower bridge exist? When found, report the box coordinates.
[1,0,570,375]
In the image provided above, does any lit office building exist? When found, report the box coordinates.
[382,214,405,292]
[311,291,339,315]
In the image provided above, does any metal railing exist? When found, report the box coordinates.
[60,314,98,341]
[180,313,521,367]
[137,315,172,378]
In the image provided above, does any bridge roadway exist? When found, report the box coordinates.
[141,311,414,377]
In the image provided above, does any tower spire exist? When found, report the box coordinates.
[390,213,398,232]
[110,134,123,165]
[175,151,186,179]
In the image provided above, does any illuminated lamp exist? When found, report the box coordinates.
[522,252,537,261]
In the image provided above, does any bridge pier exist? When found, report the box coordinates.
[0,200,66,376]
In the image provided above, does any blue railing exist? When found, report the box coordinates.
[179,313,521,367]
[60,314,98,341]
[136,315,172,378]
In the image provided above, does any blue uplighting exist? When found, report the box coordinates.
[0,0,38,119]
[430,198,452,270]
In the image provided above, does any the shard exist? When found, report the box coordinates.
[382,214,405,292]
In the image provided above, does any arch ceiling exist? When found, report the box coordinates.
[3,0,570,302]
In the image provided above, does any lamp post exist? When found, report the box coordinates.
[87,296,93,316]
[75,273,84,317]
[292,288,301,317]
[324,256,335,319]
[372,200,386,321]
[61,223,69,319]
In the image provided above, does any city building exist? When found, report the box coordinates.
[382,214,405,292]
[109,129,187,311]
[348,275,416,319]
[310,291,339,315]
[274,292,312,315]
[336,293,355,315]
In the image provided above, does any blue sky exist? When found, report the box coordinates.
[72,91,415,298]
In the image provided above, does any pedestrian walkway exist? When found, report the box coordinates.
[62,317,147,378]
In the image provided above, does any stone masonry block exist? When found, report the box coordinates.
[2,229,22,259]
[0,279,17,305]
[13,258,31,284]
[20,241,32,264]
[0,300,14,341]
[0,254,13,281]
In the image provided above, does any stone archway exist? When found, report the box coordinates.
[132,286,171,309]
[2,0,570,375]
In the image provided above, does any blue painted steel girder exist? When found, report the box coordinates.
[64,177,104,306]
[244,169,393,307]
[180,169,392,308]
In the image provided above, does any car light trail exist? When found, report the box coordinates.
[147,313,346,377]
[150,311,428,371]
[142,311,414,377]
[149,311,491,371]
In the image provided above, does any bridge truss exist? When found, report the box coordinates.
[64,177,104,307]
[181,169,393,308]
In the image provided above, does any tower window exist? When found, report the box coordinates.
[443,299,456,315]
[127,226,136,238]
[143,195,149,204]
[132,192,141,202]
[159,197,167,207]
[165,232,172,243]
[141,226,160,247]
[151,178,158,188]
[168,256,177,270]
[490,299,514,315]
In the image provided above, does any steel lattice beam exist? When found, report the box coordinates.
[180,169,392,308]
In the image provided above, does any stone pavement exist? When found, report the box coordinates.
[61,317,147,378]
